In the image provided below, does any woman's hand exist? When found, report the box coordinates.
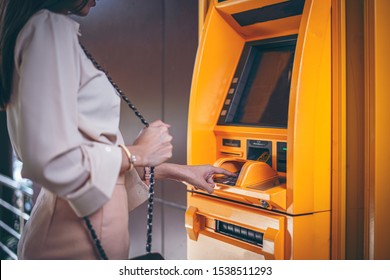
[129,120,173,167]
[155,163,237,194]
[181,165,237,194]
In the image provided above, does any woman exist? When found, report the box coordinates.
[0,0,234,259]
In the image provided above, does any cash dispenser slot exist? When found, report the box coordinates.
[211,157,287,211]
[216,220,263,247]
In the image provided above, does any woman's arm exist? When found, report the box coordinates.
[153,163,236,194]
[119,120,173,174]
[11,12,122,218]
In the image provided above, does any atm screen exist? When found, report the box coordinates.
[218,35,297,128]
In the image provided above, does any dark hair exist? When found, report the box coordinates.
[0,0,89,110]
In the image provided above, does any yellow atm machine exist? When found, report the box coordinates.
[186,0,331,260]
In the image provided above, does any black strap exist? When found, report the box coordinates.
[80,44,156,259]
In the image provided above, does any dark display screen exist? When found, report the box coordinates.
[219,36,296,128]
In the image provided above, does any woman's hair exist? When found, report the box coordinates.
[0,0,89,110]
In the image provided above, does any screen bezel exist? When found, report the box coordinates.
[217,35,297,128]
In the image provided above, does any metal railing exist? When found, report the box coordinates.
[0,174,33,260]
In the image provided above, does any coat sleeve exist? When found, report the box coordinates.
[11,11,121,217]
[125,169,149,212]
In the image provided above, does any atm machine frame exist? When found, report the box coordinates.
[186,0,331,260]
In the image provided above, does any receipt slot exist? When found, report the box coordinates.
[187,0,331,259]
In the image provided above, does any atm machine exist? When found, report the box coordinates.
[186,0,331,260]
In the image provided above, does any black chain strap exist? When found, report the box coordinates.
[80,44,156,259]
[83,217,108,259]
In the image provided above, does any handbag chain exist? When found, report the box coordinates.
[80,44,156,259]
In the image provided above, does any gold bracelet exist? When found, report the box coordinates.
[118,144,136,171]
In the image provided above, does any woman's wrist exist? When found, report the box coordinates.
[118,144,145,173]
[119,148,188,181]
[126,145,146,166]
[118,144,136,171]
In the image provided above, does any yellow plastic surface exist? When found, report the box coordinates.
[187,0,332,259]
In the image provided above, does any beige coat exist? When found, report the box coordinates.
[6,10,148,259]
